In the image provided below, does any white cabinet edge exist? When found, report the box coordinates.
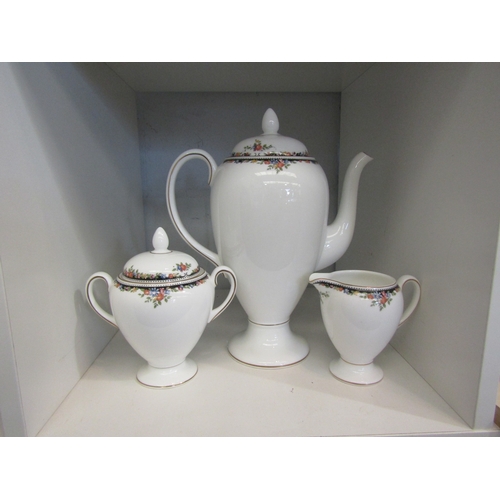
[0,258,26,436]
[474,217,500,428]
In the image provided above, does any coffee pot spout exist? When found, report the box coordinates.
[315,152,373,271]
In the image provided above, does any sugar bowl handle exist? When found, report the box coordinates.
[396,275,421,326]
[208,266,237,323]
[86,272,117,327]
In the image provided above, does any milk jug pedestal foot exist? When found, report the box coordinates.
[329,358,383,385]
[136,359,198,388]
[227,320,309,367]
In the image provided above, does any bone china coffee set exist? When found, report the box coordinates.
[87,109,421,388]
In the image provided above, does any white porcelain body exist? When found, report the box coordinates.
[310,270,421,384]
[212,160,328,324]
[86,266,236,387]
[167,150,372,367]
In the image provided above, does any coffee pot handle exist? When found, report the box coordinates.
[166,149,221,266]
[397,275,421,326]
[208,266,237,323]
[86,272,118,327]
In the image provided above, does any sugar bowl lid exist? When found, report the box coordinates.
[116,227,207,288]
[228,108,315,161]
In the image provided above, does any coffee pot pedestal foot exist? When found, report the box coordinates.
[227,320,309,367]
[329,358,383,385]
[136,359,198,388]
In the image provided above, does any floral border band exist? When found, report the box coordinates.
[114,277,208,308]
[122,263,197,281]
[230,151,313,158]
[315,281,400,311]
[225,139,316,173]
[226,157,317,172]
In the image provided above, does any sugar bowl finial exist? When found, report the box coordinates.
[262,108,279,135]
[151,227,170,254]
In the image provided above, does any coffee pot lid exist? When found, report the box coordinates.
[228,108,315,160]
[116,227,207,288]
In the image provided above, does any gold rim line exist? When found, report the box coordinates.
[210,271,237,322]
[166,153,219,268]
[226,348,309,369]
[309,278,398,293]
[136,368,198,389]
[116,269,208,288]
[339,357,374,366]
[86,276,117,328]
[248,319,290,327]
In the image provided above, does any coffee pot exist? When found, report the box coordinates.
[167,109,372,367]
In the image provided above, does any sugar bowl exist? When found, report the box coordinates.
[86,227,237,387]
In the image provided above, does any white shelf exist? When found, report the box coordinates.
[37,288,497,437]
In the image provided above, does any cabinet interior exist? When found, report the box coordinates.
[1,62,499,437]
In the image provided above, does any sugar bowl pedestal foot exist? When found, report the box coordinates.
[136,359,198,388]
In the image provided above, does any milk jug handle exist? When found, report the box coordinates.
[166,149,221,266]
[86,272,118,327]
[396,275,421,326]
[208,266,237,323]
